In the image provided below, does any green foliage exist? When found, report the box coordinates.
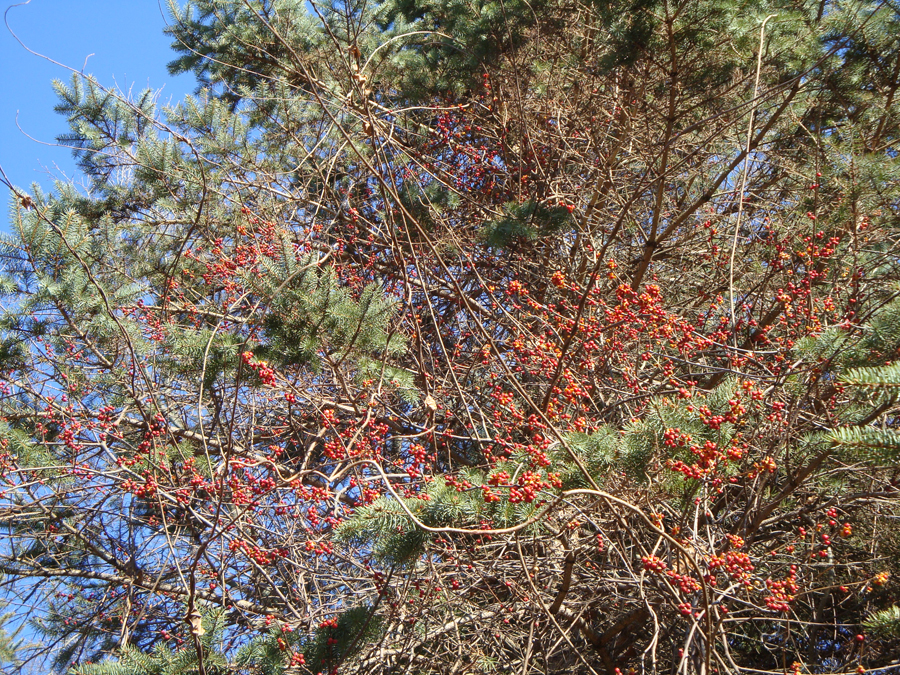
[807,298,900,457]
[864,605,900,639]
[301,605,383,674]
[68,611,231,675]
[254,253,405,371]
[65,606,383,675]
[70,644,203,675]
[561,427,632,487]
[829,364,900,457]
[165,0,320,109]
[560,383,740,488]
[0,419,55,472]
[337,477,482,564]
[480,200,573,248]
[841,363,900,388]
[0,591,24,669]
[54,75,158,182]
[395,182,462,235]
[379,0,554,94]
[829,426,900,455]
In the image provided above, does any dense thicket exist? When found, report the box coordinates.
[1,0,900,673]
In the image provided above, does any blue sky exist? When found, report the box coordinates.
[0,0,196,231]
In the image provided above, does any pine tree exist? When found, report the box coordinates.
[1,0,900,673]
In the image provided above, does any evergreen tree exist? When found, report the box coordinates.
[1,0,900,673]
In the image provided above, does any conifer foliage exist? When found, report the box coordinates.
[1,0,900,673]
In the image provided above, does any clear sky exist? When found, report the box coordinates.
[0,0,196,231]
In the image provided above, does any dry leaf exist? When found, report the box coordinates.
[186,608,205,636]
